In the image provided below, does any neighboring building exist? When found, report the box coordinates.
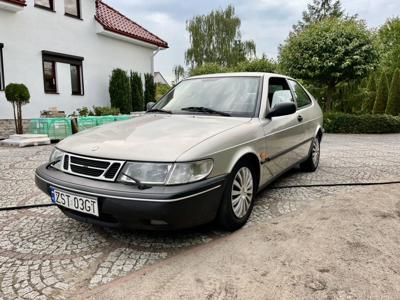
[154,71,169,86]
[0,0,168,131]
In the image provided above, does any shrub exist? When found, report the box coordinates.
[77,106,90,116]
[156,83,170,101]
[386,68,400,116]
[232,58,276,73]
[130,71,144,112]
[5,83,30,134]
[109,69,131,114]
[144,73,156,106]
[189,63,228,76]
[361,75,377,113]
[373,72,389,114]
[93,106,120,116]
[324,112,400,134]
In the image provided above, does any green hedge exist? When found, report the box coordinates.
[324,113,400,133]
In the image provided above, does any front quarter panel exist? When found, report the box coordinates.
[177,120,265,179]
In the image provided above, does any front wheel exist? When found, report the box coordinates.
[217,161,256,231]
[300,137,320,172]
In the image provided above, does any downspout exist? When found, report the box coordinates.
[151,47,161,75]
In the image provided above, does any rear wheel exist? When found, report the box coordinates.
[217,160,256,231]
[300,137,320,172]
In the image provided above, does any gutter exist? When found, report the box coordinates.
[151,47,161,75]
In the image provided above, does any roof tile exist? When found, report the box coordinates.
[95,0,168,48]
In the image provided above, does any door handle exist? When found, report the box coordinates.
[297,115,303,122]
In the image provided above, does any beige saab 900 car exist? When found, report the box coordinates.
[35,73,323,231]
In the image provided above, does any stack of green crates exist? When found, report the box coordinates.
[96,116,115,126]
[28,118,72,140]
[77,116,97,132]
[114,115,131,122]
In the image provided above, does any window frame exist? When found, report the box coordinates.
[64,0,81,19]
[287,79,313,110]
[70,64,84,96]
[34,0,55,12]
[267,77,295,110]
[42,51,84,95]
[0,43,4,91]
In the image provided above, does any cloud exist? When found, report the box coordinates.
[105,0,400,82]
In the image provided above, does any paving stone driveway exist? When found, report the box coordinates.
[0,134,399,299]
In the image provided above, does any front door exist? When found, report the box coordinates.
[260,77,307,182]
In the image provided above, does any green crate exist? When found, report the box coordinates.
[96,116,115,126]
[77,117,98,131]
[28,118,72,140]
[114,115,131,122]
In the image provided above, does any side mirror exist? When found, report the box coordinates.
[266,102,296,119]
[146,102,156,111]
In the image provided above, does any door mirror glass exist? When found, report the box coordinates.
[267,102,296,119]
[146,102,156,111]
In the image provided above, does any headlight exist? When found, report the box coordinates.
[49,148,64,170]
[117,159,213,185]
[167,159,213,185]
[118,162,173,185]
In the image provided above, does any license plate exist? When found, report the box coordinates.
[50,187,99,217]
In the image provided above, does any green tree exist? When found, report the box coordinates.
[130,71,144,112]
[293,0,345,33]
[373,72,389,114]
[185,5,256,68]
[173,65,185,83]
[109,69,131,114]
[386,69,400,115]
[144,73,156,107]
[279,18,378,111]
[4,83,30,134]
[189,63,228,76]
[361,74,377,113]
[378,18,400,72]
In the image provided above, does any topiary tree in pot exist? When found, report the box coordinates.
[144,73,156,107]
[5,83,30,134]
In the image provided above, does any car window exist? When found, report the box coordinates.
[288,80,312,108]
[154,77,260,117]
[268,77,294,109]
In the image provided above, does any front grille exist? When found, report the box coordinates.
[62,153,124,181]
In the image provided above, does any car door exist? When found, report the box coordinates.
[260,77,306,182]
[287,79,315,158]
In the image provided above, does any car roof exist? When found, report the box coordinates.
[188,72,292,80]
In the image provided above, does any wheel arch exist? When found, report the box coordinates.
[227,148,261,191]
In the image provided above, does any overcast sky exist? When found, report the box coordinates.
[107,0,399,83]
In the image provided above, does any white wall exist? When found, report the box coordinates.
[0,0,155,118]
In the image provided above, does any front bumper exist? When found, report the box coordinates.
[35,164,227,230]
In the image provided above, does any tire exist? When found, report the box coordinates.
[300,137,320,172]
[217,160,257,231]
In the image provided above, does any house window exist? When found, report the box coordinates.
[42,51,84,95]
[0,43,4,91]
[34,0,54,11]
[64,0,80,18]
[43,61,57,93]
[70,64,83,95]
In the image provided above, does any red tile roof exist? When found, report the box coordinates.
[0,0,26,6]
[95,1,168,48]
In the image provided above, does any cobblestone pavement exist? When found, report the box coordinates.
[0,134,399,299]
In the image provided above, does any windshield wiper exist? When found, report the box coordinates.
[121,172,151,190]
[146,108,172,114]
[181,107,231,117]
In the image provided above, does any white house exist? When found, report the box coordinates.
[0,0,168,133]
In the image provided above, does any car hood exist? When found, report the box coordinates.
[57,114,250,162]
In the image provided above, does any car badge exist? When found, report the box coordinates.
[92,146,99,152]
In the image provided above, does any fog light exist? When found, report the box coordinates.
[150,219,168,226]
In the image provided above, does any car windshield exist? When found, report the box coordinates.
[152,76,261,117]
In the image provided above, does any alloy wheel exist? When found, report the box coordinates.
[231,167,254,218]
